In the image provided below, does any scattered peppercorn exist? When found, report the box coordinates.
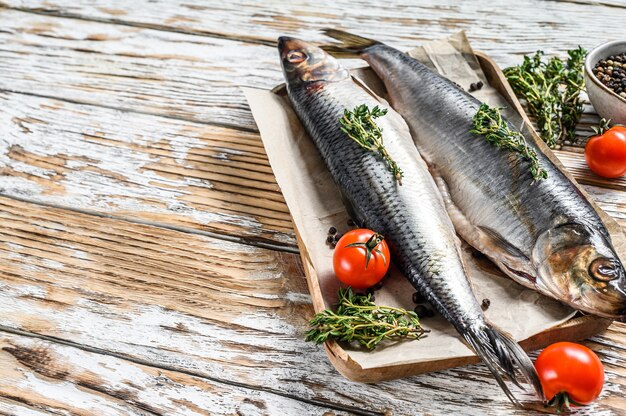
[412,291,426,304]
[328,226,337,235]
[481,298,491,311]
[326,235,334,244]
[414,304,431,318]
[594,52,626,98]
[334,233,342,243]
[469,81,484,92]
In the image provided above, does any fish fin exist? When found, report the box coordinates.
[463,321,544,406]
[477,226,528,261]
[321,29,379,58]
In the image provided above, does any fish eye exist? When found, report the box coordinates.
[287,50,306,64]
[588,258,618,282]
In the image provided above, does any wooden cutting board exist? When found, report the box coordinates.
[293,51,615,383]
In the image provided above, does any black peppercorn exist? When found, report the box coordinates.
[328,226,337,235]
[481,298,491,311]
[412,291,425,304]
[414,305,430,318]
[326,235,334,244]
[597,53,626,97]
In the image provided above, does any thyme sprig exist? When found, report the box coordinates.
[503,47,587,147]
[339,104,404,184]
[471,104,548,181]
[306,287,428,350]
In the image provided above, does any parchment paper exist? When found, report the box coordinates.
[242,32,578,370]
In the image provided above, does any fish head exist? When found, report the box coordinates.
[533,223,626,318]
[278,36,349,86]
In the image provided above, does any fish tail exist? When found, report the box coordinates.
[321,29,379,58]
[463,321,544,406]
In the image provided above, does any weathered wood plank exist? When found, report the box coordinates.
[0,195,623,415]
[582,185,626,229]
[0,8,281,131]
[0,1,624,414]
[0,331,348,416]
[0,90,296,248]
[4,0,625,66]
[0,398,53,416]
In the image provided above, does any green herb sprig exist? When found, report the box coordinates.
[306,287,428,350]
[503,47,587,147]
[339,104,404,184]
[471,103,548,181]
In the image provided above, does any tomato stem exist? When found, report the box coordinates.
[545,392,586,414]
[344,233,387,268]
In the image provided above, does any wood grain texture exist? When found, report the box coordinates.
[0,8,281,131]
[0,195,623,415]
[0,90,296,249]
[0,1,624,414]
[0,331,348,416]
[3,0,625,62]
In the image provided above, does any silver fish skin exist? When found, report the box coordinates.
[322,29,626,319]
[278,36,542,405]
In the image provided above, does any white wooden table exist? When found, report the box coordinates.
[0,1,624,414]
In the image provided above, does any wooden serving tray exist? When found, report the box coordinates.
[293,51,614,383]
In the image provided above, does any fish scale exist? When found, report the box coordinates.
[364,46,606,253]
[321,28,625,320]
[279,36,545,404]
[291,81,477,327]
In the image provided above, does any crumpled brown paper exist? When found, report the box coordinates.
[242,32,577,370]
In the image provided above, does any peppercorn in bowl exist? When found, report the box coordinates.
[585,40,626,124]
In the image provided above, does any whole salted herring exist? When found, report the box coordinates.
[323,29,626,319]
[278,36,542,404]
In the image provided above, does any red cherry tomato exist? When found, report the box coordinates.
[535,342,604,412]
[584,123,626,178]
[332,229,390,289]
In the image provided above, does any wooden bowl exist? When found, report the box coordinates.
[584,40,626,124]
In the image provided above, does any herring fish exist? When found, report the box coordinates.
[278,36,542,404]
[323,29,626,318]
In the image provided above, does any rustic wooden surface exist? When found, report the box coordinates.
[0,1,624,415]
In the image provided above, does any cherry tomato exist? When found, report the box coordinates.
[584,121,626,178]
[535,342,604,412]
[333,229,390,289]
